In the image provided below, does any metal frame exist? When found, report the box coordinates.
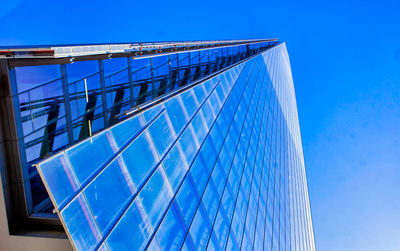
[0,39,278,59]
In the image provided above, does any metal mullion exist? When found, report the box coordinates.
[150,57,156,99]
[168,55,173,92]
[7,65,32,216]
[61,64,73,145]
[98,60,109,128]
[188,51,192,83]
[127,57,135,108]
[177,53,181,85]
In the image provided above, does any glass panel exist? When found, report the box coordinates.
[60,194,102,250]
[14,64,61,93]
[147,112,176,157]
[188,204,211,249]
[142,104,164,123]
[178,125,198,164]
[138,167,173,227]
[156,201,186,250]
[84,159,135,234]
[37,153,79,208]
[179,90,198,118]
[67,60,99,83]
[165,97,187,134]
[119,130,159,188]
[176,174,200,226]
[109,115,144,148]
[66,131,118,185]
[30,172,49,208]
[106,199,152,250]
[162,144,188,193]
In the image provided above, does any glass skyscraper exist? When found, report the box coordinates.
[0,40,315,250]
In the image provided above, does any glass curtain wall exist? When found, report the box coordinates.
[35,43,315,250]
[10,41,276,215]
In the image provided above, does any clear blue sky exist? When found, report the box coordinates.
[2,0,400,250]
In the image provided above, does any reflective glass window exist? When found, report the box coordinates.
[60,194,102,251]
[138,167,173,227]
[106,200,152,250]
[84,159,135,233]
[37,153,79,208]
[119,130,159,188]
[66,131,118,185]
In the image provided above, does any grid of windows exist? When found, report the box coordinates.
[8,41,277,215]
[36,43,315,250]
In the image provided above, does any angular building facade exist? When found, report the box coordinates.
[0,40,315,250]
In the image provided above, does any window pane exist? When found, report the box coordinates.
[66,131,118,185]
[106,200,152,250]
[37,153,79,208]
[84,159,135,234]
[147,113,176,157]
[110,115,144,148]
[156,201,186,250]
[60,194,102,251]
[120,130,159,187]
[138,168,173,227]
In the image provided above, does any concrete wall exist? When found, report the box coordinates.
[0,178,72,251]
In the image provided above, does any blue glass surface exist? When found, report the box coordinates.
[162,144,188,193]
[38,153,79,208]
[177,125,197,164]
[188,203,211,249]
[190,111,208,143]
[147,113,176,157]
[66,131,118,185]
[36,46,315,251]
[110,115,144,148]
[103,57,128,77]
[165,97,187,134]
[142,104,165,122]
[138,167,173,227]
[61,194,102,250]
[66,60,99,83]
[106,200,152,250]
[119,131,159,188]
[176,174,200,226]
[179,90,198,118]
[84,159,135,234]
[156,202,187,250]
[15,64,61,93]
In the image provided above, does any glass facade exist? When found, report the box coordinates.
[9,41,276,215]
[36,42,315,250]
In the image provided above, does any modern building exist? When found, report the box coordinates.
[0,39,315,250]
